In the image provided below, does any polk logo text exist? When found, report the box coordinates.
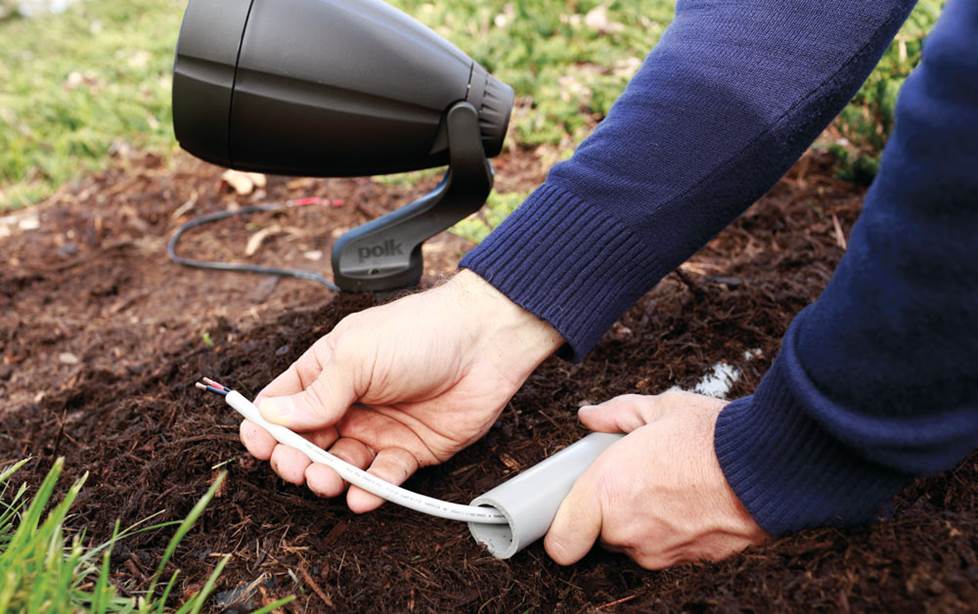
[358,239,404,262]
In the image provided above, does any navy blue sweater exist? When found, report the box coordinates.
[462,0,978,536]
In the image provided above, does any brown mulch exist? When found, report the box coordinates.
[0,149,974,612]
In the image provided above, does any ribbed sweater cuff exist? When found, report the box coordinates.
[460,184,667,360]
[715,350,910,537]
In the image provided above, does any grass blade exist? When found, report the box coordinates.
[154,570,180,614]
[90,520,120,614]
[184,554,229,614]
[0,459,30,485]
[250,595,298,614]
[0,458,63,563]
[0,570,16,612]
[147,471,226,599]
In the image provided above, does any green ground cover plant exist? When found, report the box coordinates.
[0,458,293,612]
[0,0,942,211]
[826,0,944,183]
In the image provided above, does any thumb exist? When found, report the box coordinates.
[545,469,602,565]
[579,394,661,434]
[259,364,358,431]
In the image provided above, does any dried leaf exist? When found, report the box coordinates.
[247,172,267,188]
[245,224,282,256]
[221,169,266,195]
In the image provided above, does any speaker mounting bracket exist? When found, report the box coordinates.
[331,101,493,292]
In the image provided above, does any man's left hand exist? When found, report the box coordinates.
[544,390,768,569]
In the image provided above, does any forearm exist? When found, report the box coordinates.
[716,0,978,536]
[463,0,916,359]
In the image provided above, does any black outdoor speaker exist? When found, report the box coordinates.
[172,0,514,291]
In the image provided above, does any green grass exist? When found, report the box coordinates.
[453,190,531,243]
[0,0,944,212]
[827,0,944,183]
[0,457,294,612]
[0,0,183,209]
[392,0,675,147]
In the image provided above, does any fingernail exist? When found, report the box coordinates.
[578,405,595,414]
[259,397,294,425]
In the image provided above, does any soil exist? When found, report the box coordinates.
[0,149,975,612]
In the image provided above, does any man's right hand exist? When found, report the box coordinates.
[239,270,563,512]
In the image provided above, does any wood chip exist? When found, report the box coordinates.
[832,214,848,250]
[498,452,521,472]
[245,225,283,256]
[171,197,198,219]
[321,521,348,548]
[298,562,334,608]
[597,594,637,610]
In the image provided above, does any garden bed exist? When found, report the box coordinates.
[0,150,974,611]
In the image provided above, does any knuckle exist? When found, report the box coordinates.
[321,331,340,354]
[325,321,357,354]
[336,311,367,334]
[660,388,683,401]
[328,330,362,366]
[616,393,645,407]
[388,452,415,482]
[336,313,357,330]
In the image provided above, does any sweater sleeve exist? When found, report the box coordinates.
[715,0,978,536]
[461,0,916,359]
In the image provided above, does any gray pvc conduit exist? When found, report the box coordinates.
[467,432,624,559]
